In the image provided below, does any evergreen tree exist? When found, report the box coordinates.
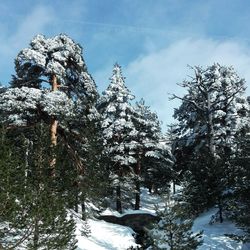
[172,64,249,216]
[0,34,100,217]
[99,63,137,213]
[148,202,203,250]
[131,99,173,208]
[0,126,29,249]
[0,123,78,249]
[131,99,160,208]
[0,34,98,169]
[230,125,250,241]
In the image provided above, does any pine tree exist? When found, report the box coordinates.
[0,126,29,249]
[172,64,249,217]
[99,63,137,213]
[148,202,203,250]
[131,100,173,208]
[0,123,78,249]
[0,34,98,175]
[131,99,161,208]
[230,125,250,241]
[0,34,100,218]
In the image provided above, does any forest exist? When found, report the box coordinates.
[0,34,249,249]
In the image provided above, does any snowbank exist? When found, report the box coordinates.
[74,215,138,250]
[192,208,249,250]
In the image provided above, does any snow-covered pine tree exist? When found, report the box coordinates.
[98,63,137,213]
[0,34,100,245]
[231,109,250,241]
[0,34,98,174]
[148,202,203,250]
[0,34,100,218]
[172,64,249,218]
[132,99,173,207]
[131,99,160,209]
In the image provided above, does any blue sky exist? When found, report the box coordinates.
[1,0,250,129]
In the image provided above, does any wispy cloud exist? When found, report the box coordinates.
[1,1,250,130]
[0,5,54,56]
[0,5,55,82]
[119,38,250,128]
[0,1,87,83]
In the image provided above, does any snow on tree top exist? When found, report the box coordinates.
[0,87,75,126]
[15,34,87,87]
[102,63,134,102]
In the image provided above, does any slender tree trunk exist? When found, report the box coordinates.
[207,92,215,156]
[50,75,58,146]
[170,231,174,250]
[80,191,86,220]
[33,217,39,250]
[81,201,86,220]
[74,192,79,213]
[116,185,122,213]
[50,119,58,147]
[173,180,176,194]
[50,74,59,176]
[135,181,140,210]
[218,196,223,223]
[135,156,141,210]
[148,184,153,193]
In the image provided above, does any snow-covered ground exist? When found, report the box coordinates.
[192,208,250,250]
[74,188,250,250]
[2,188,249,249]
[73,188,164,250]
[75,217,138,250]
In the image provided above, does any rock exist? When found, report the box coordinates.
[99,212,160,246]
[99,212,159,232]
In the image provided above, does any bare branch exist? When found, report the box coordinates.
[170,94,204,111]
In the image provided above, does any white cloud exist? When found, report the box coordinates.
[0,5,54,57]
[121,38,250,129]
[0,5,55,83]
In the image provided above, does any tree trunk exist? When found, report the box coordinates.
[50,75,58,147]
[135,181,140,210]
[80,192,86,220]
[74,192,79,213]
[135,157,141,210]
[81,201,86,220]
[116,185,122,213]
[49,74,59,176]
[170,231,174,250]
[173,180,176,194]
[207,92,215,156]
[218,197,223,223]
[33,217,39,250]
[50,119,58,147]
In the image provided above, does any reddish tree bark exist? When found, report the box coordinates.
[49,74,59,176]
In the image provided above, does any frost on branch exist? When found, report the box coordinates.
[0,87,74,126]
[0,87,42,125]
[14,34,84,87]
[173,63,250,154]
[12,34,98,104]
[3,34,99,128]
[40,91,74,118]
[99,63,136,166]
